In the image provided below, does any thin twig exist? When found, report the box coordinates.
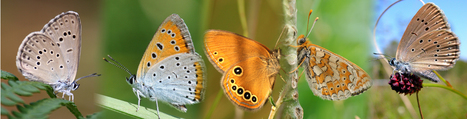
[416,92,424,119]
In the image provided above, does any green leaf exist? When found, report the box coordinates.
[85,112,103,119]
[63,102,83,118]
[1,80,51,106]
[8,98,74,119]
[97,94,178,119]
[1,70,19,81]
[1,107,9,115]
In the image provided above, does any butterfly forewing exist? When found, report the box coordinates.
[16,11,81,83]
[396,3,450,61]
[137,14,195,79]
[204,30,273,73]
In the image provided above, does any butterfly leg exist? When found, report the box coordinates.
[69,93,74,102]
[62,92,66,99]
[155,98,160,119]
[133,88,142,111]
[289,56,306,73]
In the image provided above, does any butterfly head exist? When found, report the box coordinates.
[388,58,396,66]
[297,35,309,45]
[389,58,411,72]
[126,75,137,86]
[71,81,80,91]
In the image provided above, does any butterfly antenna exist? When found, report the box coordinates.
[306,17,319,38]
[373,0,402,55]
[274,26,287,49]
[305,9,319,38]
[373,53,392,60]
[419,0,425,5]
[103,55,133,75]
[75,73,101,82]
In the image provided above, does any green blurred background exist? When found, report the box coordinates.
[2,0,466,119]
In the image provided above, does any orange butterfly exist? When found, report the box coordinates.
[295,10,371,101]
[204,30,281,110]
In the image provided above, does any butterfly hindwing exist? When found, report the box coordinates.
[221,57,276,110]
[142,53,206,105]
[299,41,371,100]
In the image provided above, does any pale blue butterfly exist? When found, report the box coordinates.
[388,3,460,82]
[16,11,100,101]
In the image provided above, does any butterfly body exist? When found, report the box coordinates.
[297,35,371,101]
[115,14,206,113]
[388,3,460,82]
[204,30,280,110]
[16,11,85,101]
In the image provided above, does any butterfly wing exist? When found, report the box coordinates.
[16,11,81,84]
[221,57,277,110]
[204,30,280,110]
[136,14,195,79]
[405,30,459,71]
[299,43,371,100]
[204,30,273,73]
[135,14,206,111]
[396,3,450,61]
[143,53,206,105]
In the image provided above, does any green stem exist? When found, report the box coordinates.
[423,83,467,100]
[204,90,223,119]
[432,70,452,88]
[237,0,248,37]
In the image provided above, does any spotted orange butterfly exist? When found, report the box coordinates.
[296,11,371,101]
[204,30,281,110]
[104,14,206,118]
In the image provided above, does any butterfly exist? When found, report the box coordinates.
[295,11,371,101]
[387,3,460,82]
[204,30,281,110]
[104,14,206,118]
[16,11,99,101]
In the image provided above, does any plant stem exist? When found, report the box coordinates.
[205,90,223,119]
[416,92,424,119]
[237,0,248,37]
[423,83,467,100]
[268,0,302,118]
[433,70,452,88]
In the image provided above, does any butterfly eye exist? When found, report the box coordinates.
[127,76,136,84]
[73,84,80,90]
[298,38,306,44]
[389,58,396,65]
